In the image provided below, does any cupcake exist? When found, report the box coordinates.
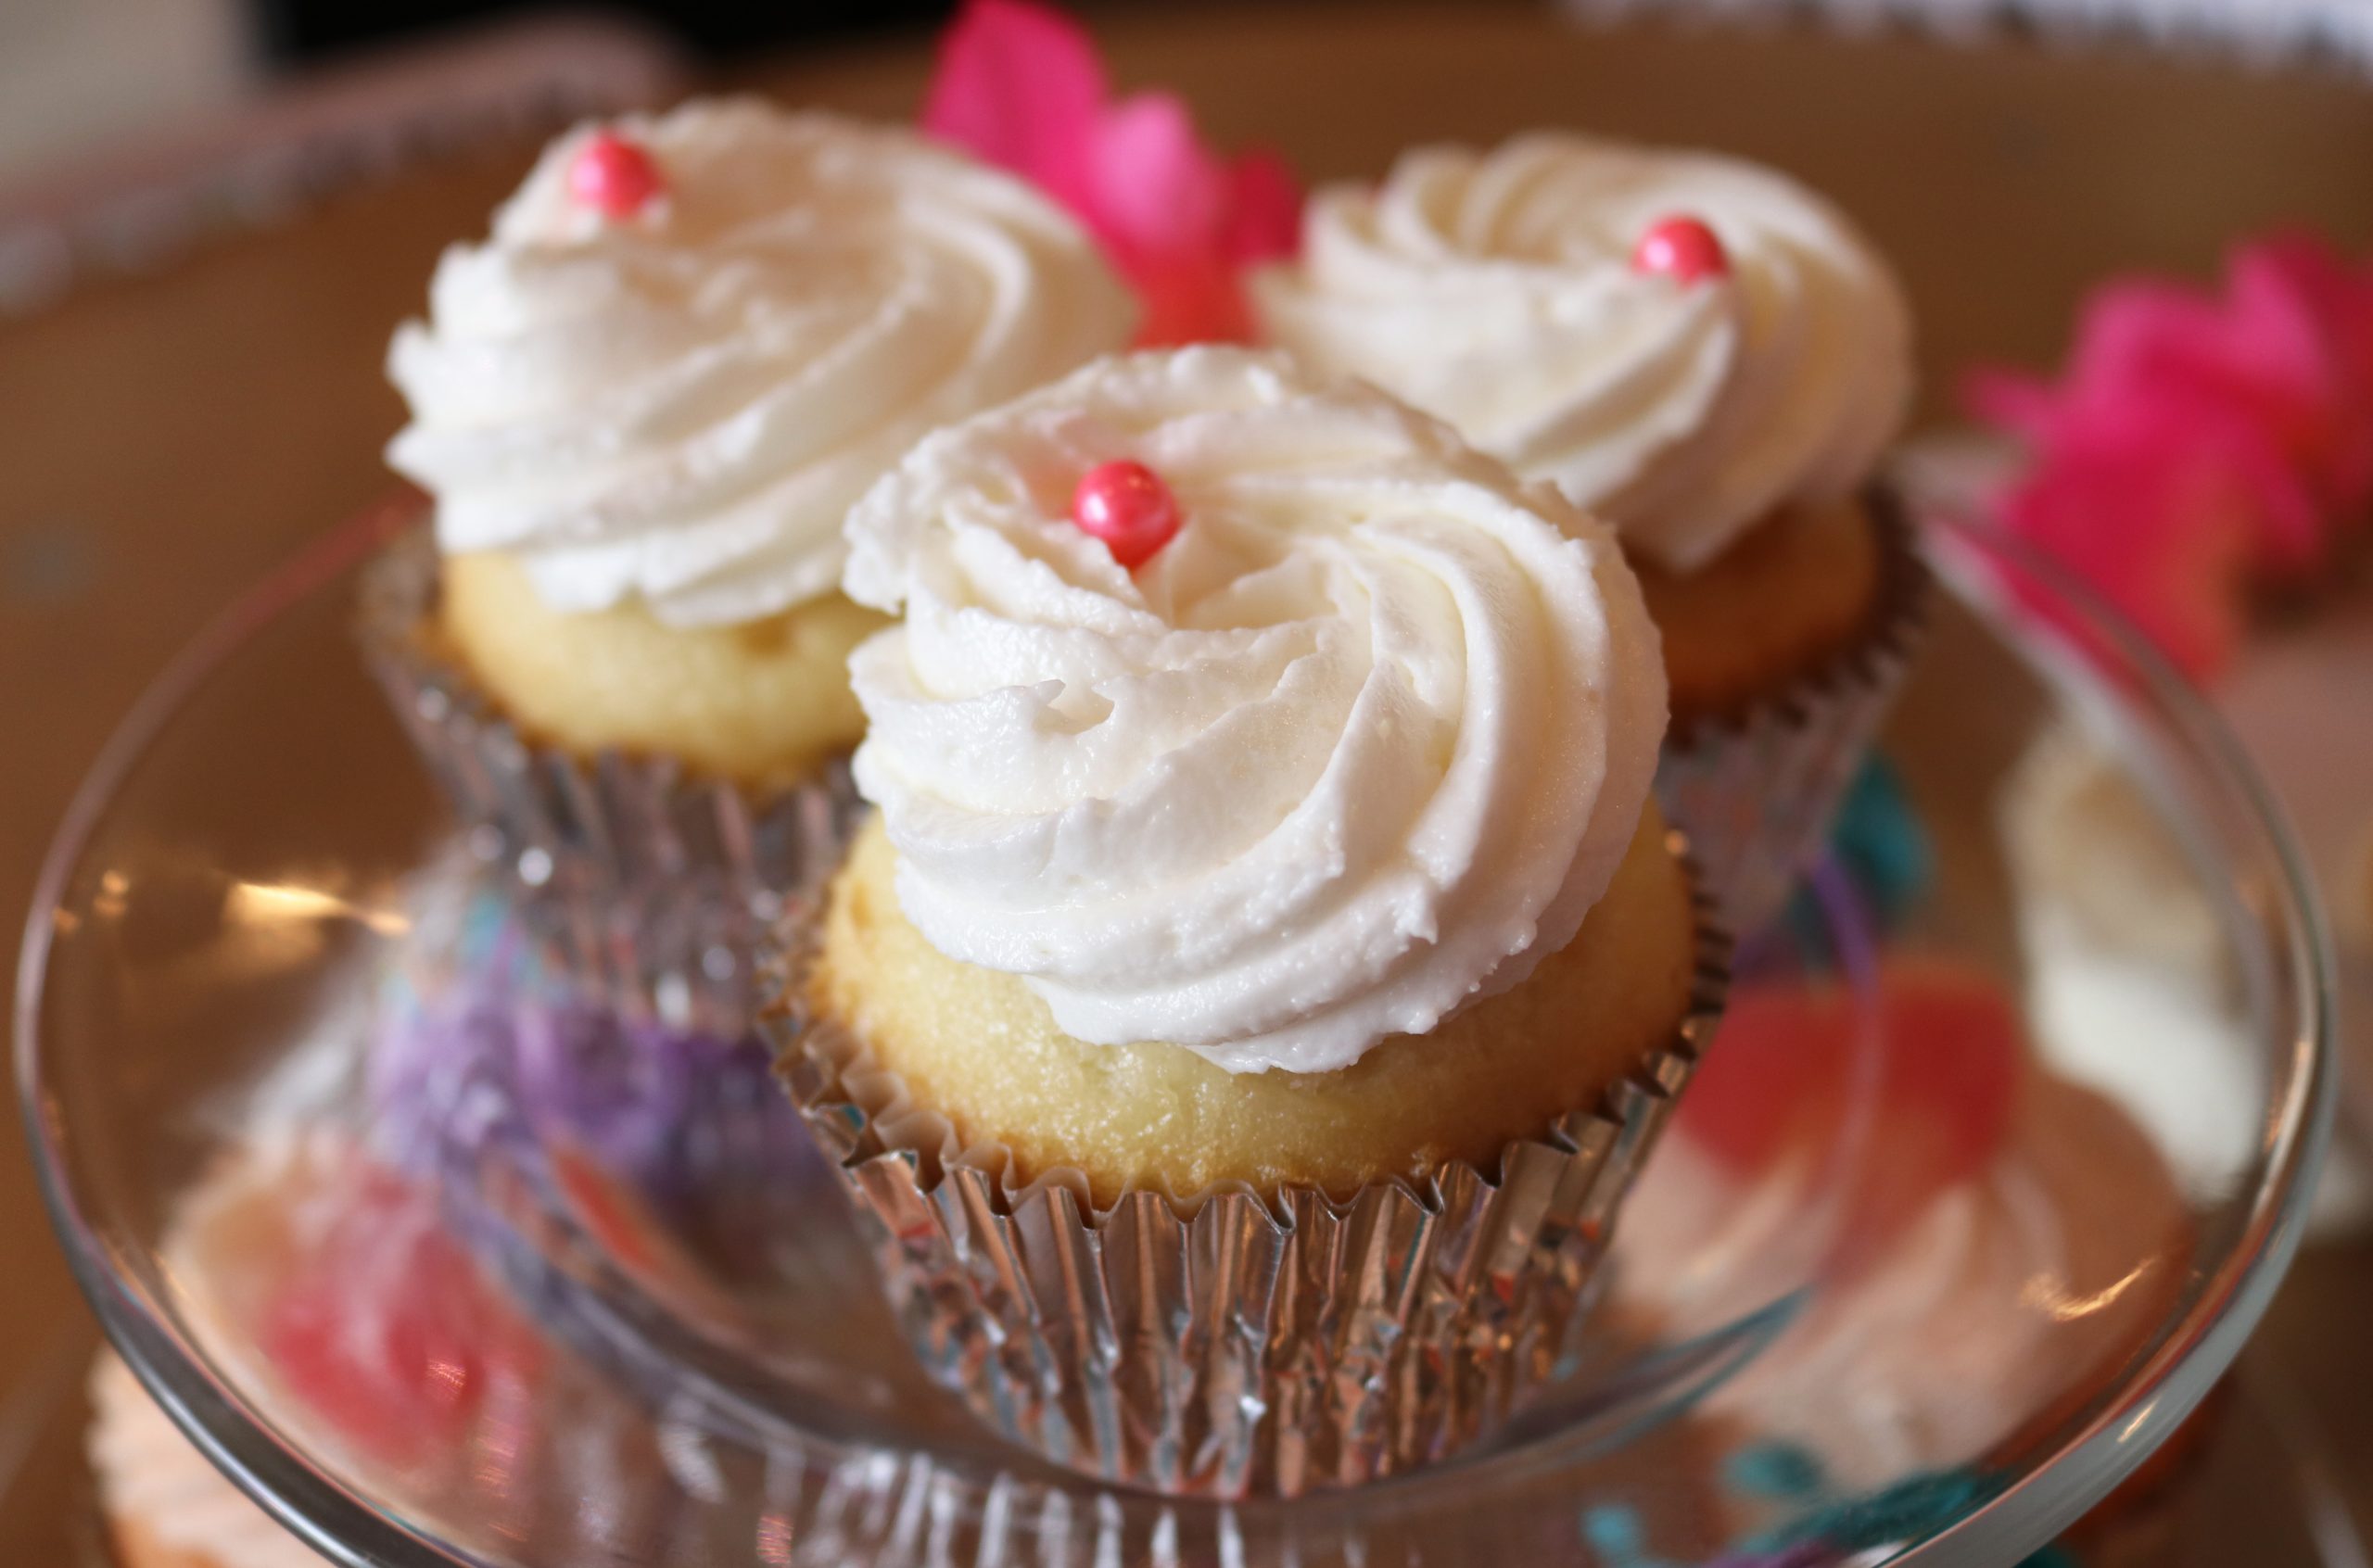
[1254,133,1924,935]
[364,98,1136,897]
[770,347,1726,1496]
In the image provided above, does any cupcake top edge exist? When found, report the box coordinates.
[840,345,1669,1076]
[1250,131,1915,575]
[384,97,1138,629]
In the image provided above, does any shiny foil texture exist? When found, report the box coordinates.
[765,885,1729,1499]
[1655,487,1929,940]
[356,517,866,1031]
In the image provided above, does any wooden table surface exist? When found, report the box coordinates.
[5,2,2372,1556]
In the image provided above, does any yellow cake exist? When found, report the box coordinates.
[810,806,1697,1204]
[440,551,882,785]
[1635,493,1886,727]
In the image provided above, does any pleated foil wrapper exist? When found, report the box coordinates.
[355,516,867,1031]
[763,878,1731,1500]
[514,874,825,1037]
[1655,487,1929,942]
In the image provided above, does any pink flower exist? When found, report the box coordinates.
[1965,233,2373,681]
[922,0,1301,347]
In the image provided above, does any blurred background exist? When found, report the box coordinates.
[0,0,988,197]
[6,0,2373,1562]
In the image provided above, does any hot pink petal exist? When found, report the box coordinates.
[1964,233,2373,679]
[1087,91,1229,258]
[1960,367,2062,443]
[1131,255,1257,347]
[2230,235,2373,515]
[1990,418,2256,681]
[1085,94,1296,344]
[920,0,1303,347]
[1224,147,1303,264]
[922,0,1106,213]
[2058,250,2368,567]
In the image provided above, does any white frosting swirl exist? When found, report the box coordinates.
[843,348,1666,1074]
[387,100,1136,626]
[1253,134,1913,573]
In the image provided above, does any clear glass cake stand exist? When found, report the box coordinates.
[17,500,2332,1568]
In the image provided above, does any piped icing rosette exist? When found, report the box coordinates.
[387,100,1136,626]
[840,347,1667,1074]
[1253,133,1914,572]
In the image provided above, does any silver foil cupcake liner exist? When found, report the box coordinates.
[763,866,1730,1499]
[355,512,867,1031]
[1654,486,1930,942]
[514,873,822,1037]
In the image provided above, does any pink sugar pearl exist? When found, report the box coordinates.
[1071,460,1183,570]
[568,132,665,220]
[1631,215,1730,284]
